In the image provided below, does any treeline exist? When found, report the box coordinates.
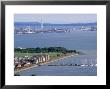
[15,47,78,53]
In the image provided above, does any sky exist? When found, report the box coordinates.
[14,14,97,24]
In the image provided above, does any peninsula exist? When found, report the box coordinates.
[14,47,79,74]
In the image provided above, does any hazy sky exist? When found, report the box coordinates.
[14,14,97,24]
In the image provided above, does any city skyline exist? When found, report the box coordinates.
[14,14,97,24]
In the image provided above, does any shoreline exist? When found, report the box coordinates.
[14,53,78,74]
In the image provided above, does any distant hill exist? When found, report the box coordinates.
[14,22,41,26]
[14,22,97,27]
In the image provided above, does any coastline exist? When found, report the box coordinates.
[14,53,78,74]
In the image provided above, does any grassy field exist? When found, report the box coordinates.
[15,52,64,59]
[15,52,40,57]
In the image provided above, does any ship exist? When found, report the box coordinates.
[80,26,97,31]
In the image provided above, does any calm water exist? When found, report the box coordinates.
[15,30,97,76]
[14,30,96,50]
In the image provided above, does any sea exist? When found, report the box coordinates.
[14,28,97,76]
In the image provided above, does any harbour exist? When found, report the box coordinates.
[14,30,97,76]
[14,14,97,76]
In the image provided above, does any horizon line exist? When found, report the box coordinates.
[14,21,97,24]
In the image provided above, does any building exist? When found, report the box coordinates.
[14,54,50,70]
[30,54,50,64]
